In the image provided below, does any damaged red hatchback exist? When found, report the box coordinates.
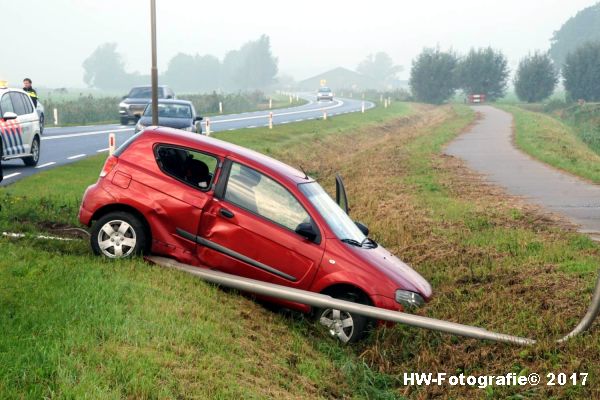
[79,127,432,342]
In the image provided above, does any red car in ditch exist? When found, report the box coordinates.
[79,127,432,342]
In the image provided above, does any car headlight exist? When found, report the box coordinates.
[136,122,146,131]
[395,290,425,308]
[119,102,128,108]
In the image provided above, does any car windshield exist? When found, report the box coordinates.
[128,87,164,98]
[319,87,331,92]
[299,181,366,243]
[143,103,192,118]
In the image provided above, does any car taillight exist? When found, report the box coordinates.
[100,156,118,177]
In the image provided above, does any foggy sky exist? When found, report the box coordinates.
[2,0,597,88]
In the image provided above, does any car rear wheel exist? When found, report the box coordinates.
[120,117,130,125]
[22,136,40,166]
[91,212,148,259]
[317,291,372,343]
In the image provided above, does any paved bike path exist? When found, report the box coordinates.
[446,106,600,238]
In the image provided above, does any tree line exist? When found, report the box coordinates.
[83,35,278,92]
[410,3,600,104]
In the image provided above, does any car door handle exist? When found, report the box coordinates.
[219,208,234,219]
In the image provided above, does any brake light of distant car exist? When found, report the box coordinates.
[100,156,118,177]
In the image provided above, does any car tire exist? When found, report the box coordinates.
[90,211,148,259]
[39,113,44,135]
[120,117,130,125]
[22,136,40,166]
[316,291,373,343]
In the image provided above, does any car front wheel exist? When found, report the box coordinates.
[22,136,40,166]
[91,211,148,259]
[317,291,372,343]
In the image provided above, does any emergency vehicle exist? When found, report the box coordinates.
[0,81,41,166]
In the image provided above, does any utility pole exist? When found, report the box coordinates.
[150,0,158,125]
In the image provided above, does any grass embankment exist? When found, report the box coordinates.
[275,105,600,399]
[499,104,600,183]
[3,101,599,398]
[0,102,414,399]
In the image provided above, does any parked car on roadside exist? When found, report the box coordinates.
[135,100,202,134]
[317,86,334,101]
[119,85,175,125]
[78,128,432,343]
[0,84,42,166]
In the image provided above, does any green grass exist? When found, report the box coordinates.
[0,102,413,399]
[498,104,600,183]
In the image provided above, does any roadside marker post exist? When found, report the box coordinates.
[361,101,365,113]
[53,108,58,125]
[108,133,116,155]
[380,94,383,102]
[384,99,388,108]
[219,102,223,114]
[269,112,273,129]
[269,97,272,109]
[388,97,391,106]
[323,110,327,120]
[289,95,293,104]
[205,118,211,136]
[295,94,299,102]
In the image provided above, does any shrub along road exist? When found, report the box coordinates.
[446,105,600,239]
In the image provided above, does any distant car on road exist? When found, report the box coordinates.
[0,85,42,166]
[78,128,432,343]
[317,87,334,101]
[119,85,175,125]
[135,100,203,134]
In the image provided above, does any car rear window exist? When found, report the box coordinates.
[155,145,219,191]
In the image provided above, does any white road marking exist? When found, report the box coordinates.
[281,121,290,124]
[97,148,109,153]
[3,173,20,179]
[42,128,133,141]
[295,119,303,122]
[247,125,257,128]
[35,162,56,169]
[209,99,345,124]
[67,154,86,160]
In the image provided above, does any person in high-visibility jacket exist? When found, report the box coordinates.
[22,78,38,107]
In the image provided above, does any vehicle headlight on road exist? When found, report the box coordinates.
[395,290,425,308]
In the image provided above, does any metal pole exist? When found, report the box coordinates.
[150,0,159,126]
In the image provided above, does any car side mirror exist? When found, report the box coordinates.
[194,116,203,122]
[295,222,318,242]
[2,111,17,120]
[354,221,369,236]
[166,95,173,99]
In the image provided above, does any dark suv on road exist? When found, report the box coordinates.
[119,85,175,125]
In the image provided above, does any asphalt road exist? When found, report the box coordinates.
[1,95,374,186]
[446,106,600,238]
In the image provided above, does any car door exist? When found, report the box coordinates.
[10,92,37,154]
[0,92,19,157]
[193,159,325,288]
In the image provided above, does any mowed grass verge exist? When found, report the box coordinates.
[498,104,600,183]
[0,102,415,399]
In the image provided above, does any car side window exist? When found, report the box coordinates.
[9,92,27,116]
[155,145,218,191]
[0,93,14,115]
[20,93,34,114]
[224,162,310,231]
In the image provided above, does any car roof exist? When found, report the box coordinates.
[139,127,313,185]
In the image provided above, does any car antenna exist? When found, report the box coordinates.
[298,165,309,180]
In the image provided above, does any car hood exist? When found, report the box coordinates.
[122,98,152,104]
[350,244,432,299]
[138,116,192,129]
